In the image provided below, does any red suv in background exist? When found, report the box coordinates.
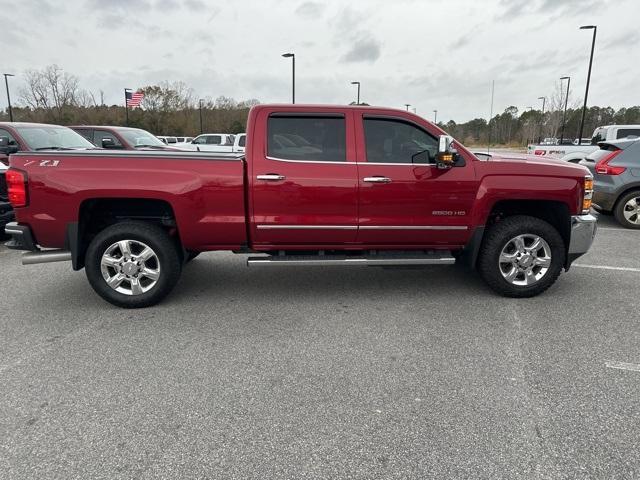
[70,126,181,151]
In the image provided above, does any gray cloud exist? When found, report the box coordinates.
[499,0,598,18]
[184,0,205,9]
[341,36,381,63]
[604,30,640,50]
[295,1,325,18]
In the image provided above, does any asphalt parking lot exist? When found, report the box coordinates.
[1,214,639,479]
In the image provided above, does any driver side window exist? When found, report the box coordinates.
[363,118,437,164]
[0,128,19,147]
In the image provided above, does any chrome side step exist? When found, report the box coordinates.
[22,250,72,265]
[247,253,455,267]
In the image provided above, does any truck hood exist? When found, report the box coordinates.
[487,154,591,176]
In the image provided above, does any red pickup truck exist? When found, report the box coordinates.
[4,104,597,308]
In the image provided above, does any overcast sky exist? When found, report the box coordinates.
[1,0,638,122]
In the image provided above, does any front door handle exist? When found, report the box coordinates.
[257,174,286,181]
[363,176,392,183]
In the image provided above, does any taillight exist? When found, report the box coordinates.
[595,150,625,175]
[582,176,593,214]
[6,169,28,207]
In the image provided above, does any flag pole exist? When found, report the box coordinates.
[124,88,129,126]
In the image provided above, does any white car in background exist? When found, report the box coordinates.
[180,133,236,152]
[528,125,640,163]
[157,136,179,146]
[233,133,246,153]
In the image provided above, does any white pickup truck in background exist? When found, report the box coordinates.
[233,133,246,153]
[178,133,236,152]
[527,125,640,163]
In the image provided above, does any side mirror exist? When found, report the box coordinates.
[436,135,458,169]
[101,137,116,148]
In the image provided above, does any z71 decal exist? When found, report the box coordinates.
[24,159,61,167]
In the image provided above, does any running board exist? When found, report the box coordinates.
[22,250,72,265]
[247,253,455,267]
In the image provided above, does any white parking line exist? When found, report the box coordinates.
[605,361,640,373]
[573,264,640,273]
[597,227,633,231]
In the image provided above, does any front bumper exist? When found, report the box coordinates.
[567,214,597,267]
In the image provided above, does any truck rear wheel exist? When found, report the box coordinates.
[85,221,182,308]
[478,215,565,298]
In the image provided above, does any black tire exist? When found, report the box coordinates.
[477,215,565,298]
[185,251,200,263]
[592,206,612,216]
[614,190,640,229]
[85,221,182,308]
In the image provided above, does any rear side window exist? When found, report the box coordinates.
[591,127,608,144]
[267,115,346,162]
[206,136,222,145]
[75,129,94,142]
[363,118,438,164]
[617,129,640,140]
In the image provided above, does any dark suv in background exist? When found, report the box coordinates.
[580,138,640,228]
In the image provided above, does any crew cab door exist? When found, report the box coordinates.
[250,109,358,245]
[355,114,478,246]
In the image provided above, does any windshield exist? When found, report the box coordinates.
[119,129,166,147]
[14,125,96,150]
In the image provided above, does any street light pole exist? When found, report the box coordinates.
[433,109,438,124]
[351,81,360,104]
[404,104,411,111]
[199,99,204,134]
[282,53,295,104]
[538,96,546,143]
[560,76,571,144]
[577,25,597,144]
[3,73,15,122]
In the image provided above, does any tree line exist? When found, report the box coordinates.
[1,65,639,144]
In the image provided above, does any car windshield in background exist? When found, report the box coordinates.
[15,126,96,150]
[120,129,166,147]
[239,135,246,147]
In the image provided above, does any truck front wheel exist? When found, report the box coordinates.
[478,215,565,298]
[85,221,182,308]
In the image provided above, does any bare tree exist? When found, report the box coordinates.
[20,64,92,121]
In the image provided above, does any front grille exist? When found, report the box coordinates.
[0,172,7,201]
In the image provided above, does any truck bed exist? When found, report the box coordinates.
[9,150,248,250]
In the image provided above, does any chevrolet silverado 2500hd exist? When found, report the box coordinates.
[4,104,597,308]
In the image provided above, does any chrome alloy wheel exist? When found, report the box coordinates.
[498,234,552,286]
[100,240,161,295]
[622,196,640,225]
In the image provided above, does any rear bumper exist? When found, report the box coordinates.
[4,222,37,251]
[566,214,597,267]
[0,202,14,229]
[592,191,616,212]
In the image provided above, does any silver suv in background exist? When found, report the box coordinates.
[580,138,640,228]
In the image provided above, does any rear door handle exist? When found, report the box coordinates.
[363,176,392,183]
[256,174,286,181]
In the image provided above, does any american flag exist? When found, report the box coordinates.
[125,89,144,108]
